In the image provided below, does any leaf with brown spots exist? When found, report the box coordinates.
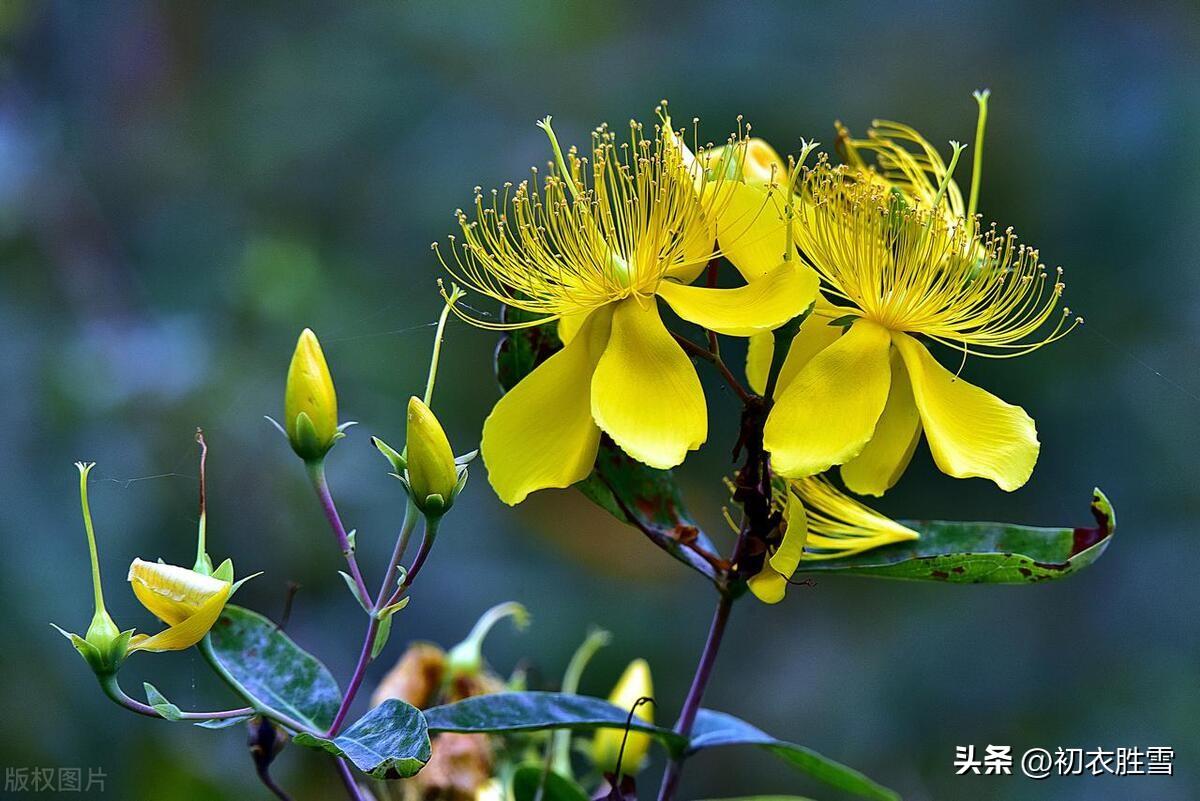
[795,489,1115,583]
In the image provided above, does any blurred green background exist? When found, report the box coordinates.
[2,1,1198,799]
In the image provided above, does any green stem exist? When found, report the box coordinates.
[194,430,209,572]
[424,285,464,407]
[76,463,106,615]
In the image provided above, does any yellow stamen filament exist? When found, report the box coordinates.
[792,476,919,560]
[434,106,745,330]
[796,156,1081,357]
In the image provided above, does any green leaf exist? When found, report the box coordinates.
[795,489,1115,583]
[495,318,721,585]
[422,694,897,800]
[293,699,430,779]
[423,692,685,756]
[143,682,183,721]
[511,764,589,801]
[208,605,341,731]
[689,710,899,801]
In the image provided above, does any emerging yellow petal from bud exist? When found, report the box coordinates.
[126,559,231,653]
[406,396,459,513]
[592,658,654,775]
[284,328,339,460]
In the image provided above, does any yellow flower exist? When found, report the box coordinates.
[437,109,818,504]
[760,101,1079,493]
[126,559,232,653]
[592,658,654,775]
[747,476,918,603]
[405,396,460,513]
[284,328,340,460]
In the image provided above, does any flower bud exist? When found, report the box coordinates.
[704,137,787,186]
[406,396,459,514]
[284,328,339,461]
[592,659,654,775]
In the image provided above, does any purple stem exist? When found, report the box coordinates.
[307,460,371,606]
[655,593,734,801]
[325,519,438,738]
[100,674,254,721]
[334,757,368,801]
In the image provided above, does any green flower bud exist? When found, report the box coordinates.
[592,659,654,775]
[284,328,339,460]
[406,396,458,513]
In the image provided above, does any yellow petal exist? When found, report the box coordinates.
[557,310,590,346]
[892,332,1039,491]
[128,583,231,653]
[591,299,706,469]
[745,299,846,396]
[840,351,922,496]
[745,331,774,395]
[714,182,797,282]
[764,320,892,478]
[128,559,230,626]
[747,569,787,604]
[655,262,818,337]
[773,311,846,396]
[482,307,613,505]
[768,493,808,578]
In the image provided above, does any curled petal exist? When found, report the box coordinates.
[128,559,230,626]
[128,584,231,653]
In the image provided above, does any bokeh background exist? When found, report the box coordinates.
[2,2,1198,799]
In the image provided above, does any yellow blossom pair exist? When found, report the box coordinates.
[54,462,252,673]
[439,110,818,504]
[751,95,1078,494]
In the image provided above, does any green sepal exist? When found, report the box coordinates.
[144,682,183,721]
[53,623,132,674]
[291,412,333,461]
[371,597,410,660]
[212,558,234,583]
[338,571,371,613]
[371,435,407,474]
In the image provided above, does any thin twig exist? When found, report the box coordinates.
[671,332,754,404]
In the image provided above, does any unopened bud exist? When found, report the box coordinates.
[284,329,339,461]
[406,396,459,514]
